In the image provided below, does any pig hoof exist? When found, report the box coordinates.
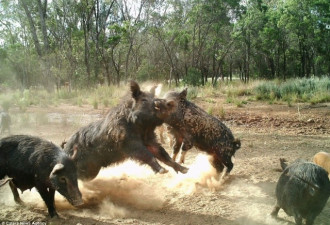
[14,198,24,205]
[180,167,189,174]
[158,168,168,174]
[49,212,60,219]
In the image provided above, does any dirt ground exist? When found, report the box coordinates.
[0,96,329,225]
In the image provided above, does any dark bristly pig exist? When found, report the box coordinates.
[163,88,241,174]
[0,135,83,218]
[271,158,330,225]
[63,81,188,181]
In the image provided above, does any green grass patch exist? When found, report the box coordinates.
[255,76,330,104]
[0,78,328,113]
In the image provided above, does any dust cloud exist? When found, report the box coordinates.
[0,154,284,224]
[79,161,165,210]
[64,154,226,219]
[165,154,226,193]
[141,82,163,97]
[53,160,167,219]
[73,154,225,214]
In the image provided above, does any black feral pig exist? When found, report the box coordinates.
[0,135,83,218]
[163,88,241,174]
[63,81,188,181]
[271,158,330,225]
[0,111,11,134]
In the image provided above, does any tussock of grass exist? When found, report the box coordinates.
[186,87,199,100]
[255,76,330,104]
[207,104,226,118]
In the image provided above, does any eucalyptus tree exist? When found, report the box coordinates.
[278,0,330,77]
[0,0,45,89]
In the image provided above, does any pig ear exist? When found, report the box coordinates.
[0,177,13,187]
[149,85,157,97]
[60,140,67,149]
[50,163,65,177]
[280,158,288,170]
[130,80,141,99]
[71,144,78,160]
[180,88,187,99]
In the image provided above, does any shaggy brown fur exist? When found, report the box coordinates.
[63,81,188,180]
[163,88,241,174]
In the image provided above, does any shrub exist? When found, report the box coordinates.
[218,106,226,119]
[186,87,199,100]
[207,107,214,115]
[92,99,98,109]
[183,68,203,86]
[103,99,109,108]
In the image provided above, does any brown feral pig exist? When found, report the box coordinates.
[271,158,330,225]
[163,88,241,174]
[0,135,83,218]
[312,151,330,176]
[63,81,188,181]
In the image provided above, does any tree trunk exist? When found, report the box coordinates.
[246,32,250,83]
[229,57,233,81]
[283,43,287,80]
[20,0,42,57]
[37,0,49,53]
[125,41,133,79]
[111,47,121,86]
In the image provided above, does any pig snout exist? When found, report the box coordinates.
[66,183,83,206]
[71,195,83,206]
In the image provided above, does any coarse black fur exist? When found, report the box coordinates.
[0,135,83,217]
[63,81,188,180]
[163,88,241,174]
[271,159,330,225]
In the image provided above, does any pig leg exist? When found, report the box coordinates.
[293,213,302,225]
[306,215,316,225]
[171,136,183,161]
[179,150,188,164]
[210,155,225,173]
[223,156,234,174]
[127,144,168,174]
[37,186,58,218]
[158,126,165,144]
[214,149,233,174]
[179,138,193,164]
[270,203,280,217]
[9,181,23,204]
[148,145,188,174]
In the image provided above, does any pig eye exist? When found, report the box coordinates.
[59,177,66,183]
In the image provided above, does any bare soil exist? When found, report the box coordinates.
[0,98,329,225]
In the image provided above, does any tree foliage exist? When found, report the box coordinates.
[0,0,329,90]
